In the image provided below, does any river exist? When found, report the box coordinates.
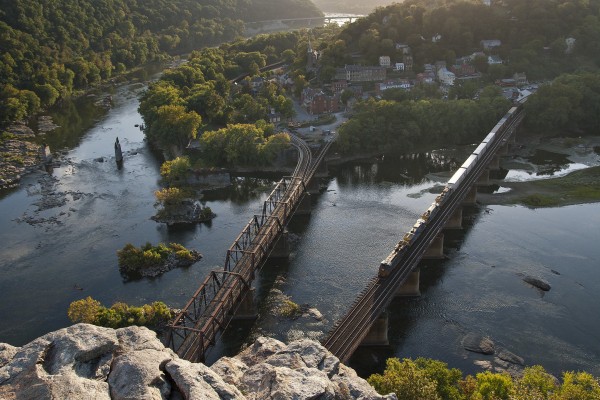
[1,67,599,379]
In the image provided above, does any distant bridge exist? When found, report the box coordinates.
[166,134,333,362]
[322,106,525,362]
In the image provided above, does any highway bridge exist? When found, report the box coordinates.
[322,106,525,362]
[166,134,332,362]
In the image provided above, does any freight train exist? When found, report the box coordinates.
[378,105,522,278]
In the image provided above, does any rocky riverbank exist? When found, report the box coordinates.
[0,125,48,190]
[0,324,396,399]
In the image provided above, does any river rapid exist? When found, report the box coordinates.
[0,69,599,379]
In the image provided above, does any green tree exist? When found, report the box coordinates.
[67,296,102,324]
[368,358,441,400]
[147,104,201,149]
[475,371,513,400]
[160,156,191,184]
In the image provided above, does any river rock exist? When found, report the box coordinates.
[523,275,551,291]
[166,358,244,399]
[462,333,495,355]
[210,357,248,386]
[236,336,287,366]
[0,344,18,368]
[496,348,524,366]
[108,348,172,399]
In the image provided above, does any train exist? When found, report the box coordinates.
[378,105,522,278]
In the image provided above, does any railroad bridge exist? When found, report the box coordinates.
[165,134,332,362]
[322,106,525,362]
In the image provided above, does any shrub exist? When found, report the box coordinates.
[117,242,197,273]
[67,297,173,328]
[160,156,191,183]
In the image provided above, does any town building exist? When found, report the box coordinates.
[301,88,340,115]
[379,56,391,68]
[437,68,456,85]
[376,79,412,93]
[481,39,502,50]
[334,65,387,82]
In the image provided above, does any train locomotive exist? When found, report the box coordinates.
[378,105,522,278]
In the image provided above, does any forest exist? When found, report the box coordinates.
[316,0,600,81]
[0,0,321,126]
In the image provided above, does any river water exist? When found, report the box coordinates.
[1,71,599,379]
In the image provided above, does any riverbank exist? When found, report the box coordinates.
[0,127,48,190]
[478,134,600,208]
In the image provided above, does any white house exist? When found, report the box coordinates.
[437,68,455,85]
[379,56,391,68]
[488,55,503,65]
[394,62,405,71]
[481,39,501,50]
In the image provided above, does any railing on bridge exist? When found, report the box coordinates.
[166,135,332,362]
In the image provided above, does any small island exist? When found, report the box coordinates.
[117,242,202,278]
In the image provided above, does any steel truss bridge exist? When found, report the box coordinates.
[166,134,332,362]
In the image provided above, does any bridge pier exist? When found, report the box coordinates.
[360,313,389,346]
[295,193,312,215]
[476,169,490,186]
[445,207,463,229]
[395,269,421,297]
[423,234,445,259]
[232,288,258,320]
[488,155,500,170]
[463,186,477,206]
[306,179,320,195]
[270,231,290,258]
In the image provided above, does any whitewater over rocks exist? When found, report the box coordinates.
[0,323,396,399]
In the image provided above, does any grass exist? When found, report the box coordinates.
[514,166,600,207]
[277,299,302,318]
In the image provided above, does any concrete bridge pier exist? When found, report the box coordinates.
[476,169,490,186]
[233,288,258,320]
[445,207,463,229]
[306,179,320,195]
[361,312,389,346]
[488,155,501,170]
[295,193,312,215]
[423,234,445,259]
[270,231,290,258]
[462,186,478,206]
[395,269,421,297]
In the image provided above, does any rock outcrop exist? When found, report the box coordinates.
[0,324,396,400]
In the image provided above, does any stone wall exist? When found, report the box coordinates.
[0,324,397,400]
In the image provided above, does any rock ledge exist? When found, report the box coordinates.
[0,324,396,400]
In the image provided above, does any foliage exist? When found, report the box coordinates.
[368,358,441,400]
[68,296,172,328]
[155,187,194,205]
[368,358,600,400]
[525,72,600,135]
[0,0,321,127]
[160,156,192,184]
[336,95,510,155]
[319,0,600,81]
[277,299,302,318]
[200,123,290,166]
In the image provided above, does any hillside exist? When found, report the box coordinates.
[0,0,322,126]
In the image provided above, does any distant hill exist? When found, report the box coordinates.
[0,0,322,126]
